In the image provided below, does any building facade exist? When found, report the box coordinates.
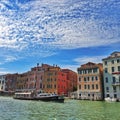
[0,75,6,92]
[102,52,120,101]
[16,72,28,92]
[5,73,18,92]
[77,62,103,100]
[42,64,69,96]
[62,69,77,95]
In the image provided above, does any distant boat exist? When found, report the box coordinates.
[13,92,64,103]
[105,97,117,102]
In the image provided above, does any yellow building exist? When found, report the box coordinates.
[77,62,103,100]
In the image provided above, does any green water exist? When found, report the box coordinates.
[0,97,120,120]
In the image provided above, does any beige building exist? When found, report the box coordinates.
[77,62,103,100]
[102,51,120,101]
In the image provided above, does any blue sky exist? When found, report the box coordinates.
[0,0,120,74]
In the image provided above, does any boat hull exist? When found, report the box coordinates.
[13,96,64,103]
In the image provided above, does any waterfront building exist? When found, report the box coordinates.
[77,62,103,100]
[0,75,6,92]
[16,72,28,92]
[62,69,77,95]
[29,64,45,93]
[102,51,120,101]
[5,73,18,92]
[8,63,77,96]
[43,65,68,95]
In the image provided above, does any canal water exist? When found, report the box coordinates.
[0,97,120,120]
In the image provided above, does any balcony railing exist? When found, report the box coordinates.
[112,82,120,86]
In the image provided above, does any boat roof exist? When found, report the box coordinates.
[15,92,31,95]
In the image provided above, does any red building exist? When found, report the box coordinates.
[42,64,68,96]
[57,71,67,95]
[62,69,77,94]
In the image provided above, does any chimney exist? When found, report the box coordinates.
[37,63,39,67]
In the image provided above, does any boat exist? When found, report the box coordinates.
[105,97,117,102]
[13,92,64,103]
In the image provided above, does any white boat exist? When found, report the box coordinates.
[13,92,64,103]
[105,97,117,102]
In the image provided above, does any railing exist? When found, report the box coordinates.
[112,82,120,86]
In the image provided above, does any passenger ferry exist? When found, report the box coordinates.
[13,92,64,103]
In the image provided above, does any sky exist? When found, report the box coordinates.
[0,0,120,74]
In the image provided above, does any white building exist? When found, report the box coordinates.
[102,51,120,101]
[0,75,6,91]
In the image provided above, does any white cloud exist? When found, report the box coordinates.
[5,56,17,62]
[74,55,106,65]
[0,0,119,62]
[61,55,106,72]
[0,67,13,75]
[61,64,78,72]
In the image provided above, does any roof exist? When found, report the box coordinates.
[77,62,102,70]
[102,51,120,60]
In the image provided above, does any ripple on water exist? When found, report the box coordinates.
[0,97,120,120]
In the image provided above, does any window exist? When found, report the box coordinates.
[111,60,114,64]
[88,85,90,89]
[105,77,108,83]
[91,76,94,81]
[95,76,98,80]
[111,67,115,72]
[118,66,120,71]
[92,84,94,89]
[112,77,116,83]
[79,85,81,89]
[78,70,82,74]
[2,81,4,84]
[113,86,116,92]
[104,61,107,65]
[105,68,108,73]
[93,68,98,73]
[106,87,109,92]
[114,94,117,98]
[79,77,81,82]
[87,77,89,81]
[117,59,120,63]
[47,78,50,82]
[88,69,92,74]
[84,85,87,89]
[106,94,109,97]
[96,84,98,89]
[84,77,87,82]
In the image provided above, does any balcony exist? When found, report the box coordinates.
[112,72,120,75]
[112,82,120,86]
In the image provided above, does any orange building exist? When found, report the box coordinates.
[42,65,68,95]
[16,72,28,92]
[77,62,103,100]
